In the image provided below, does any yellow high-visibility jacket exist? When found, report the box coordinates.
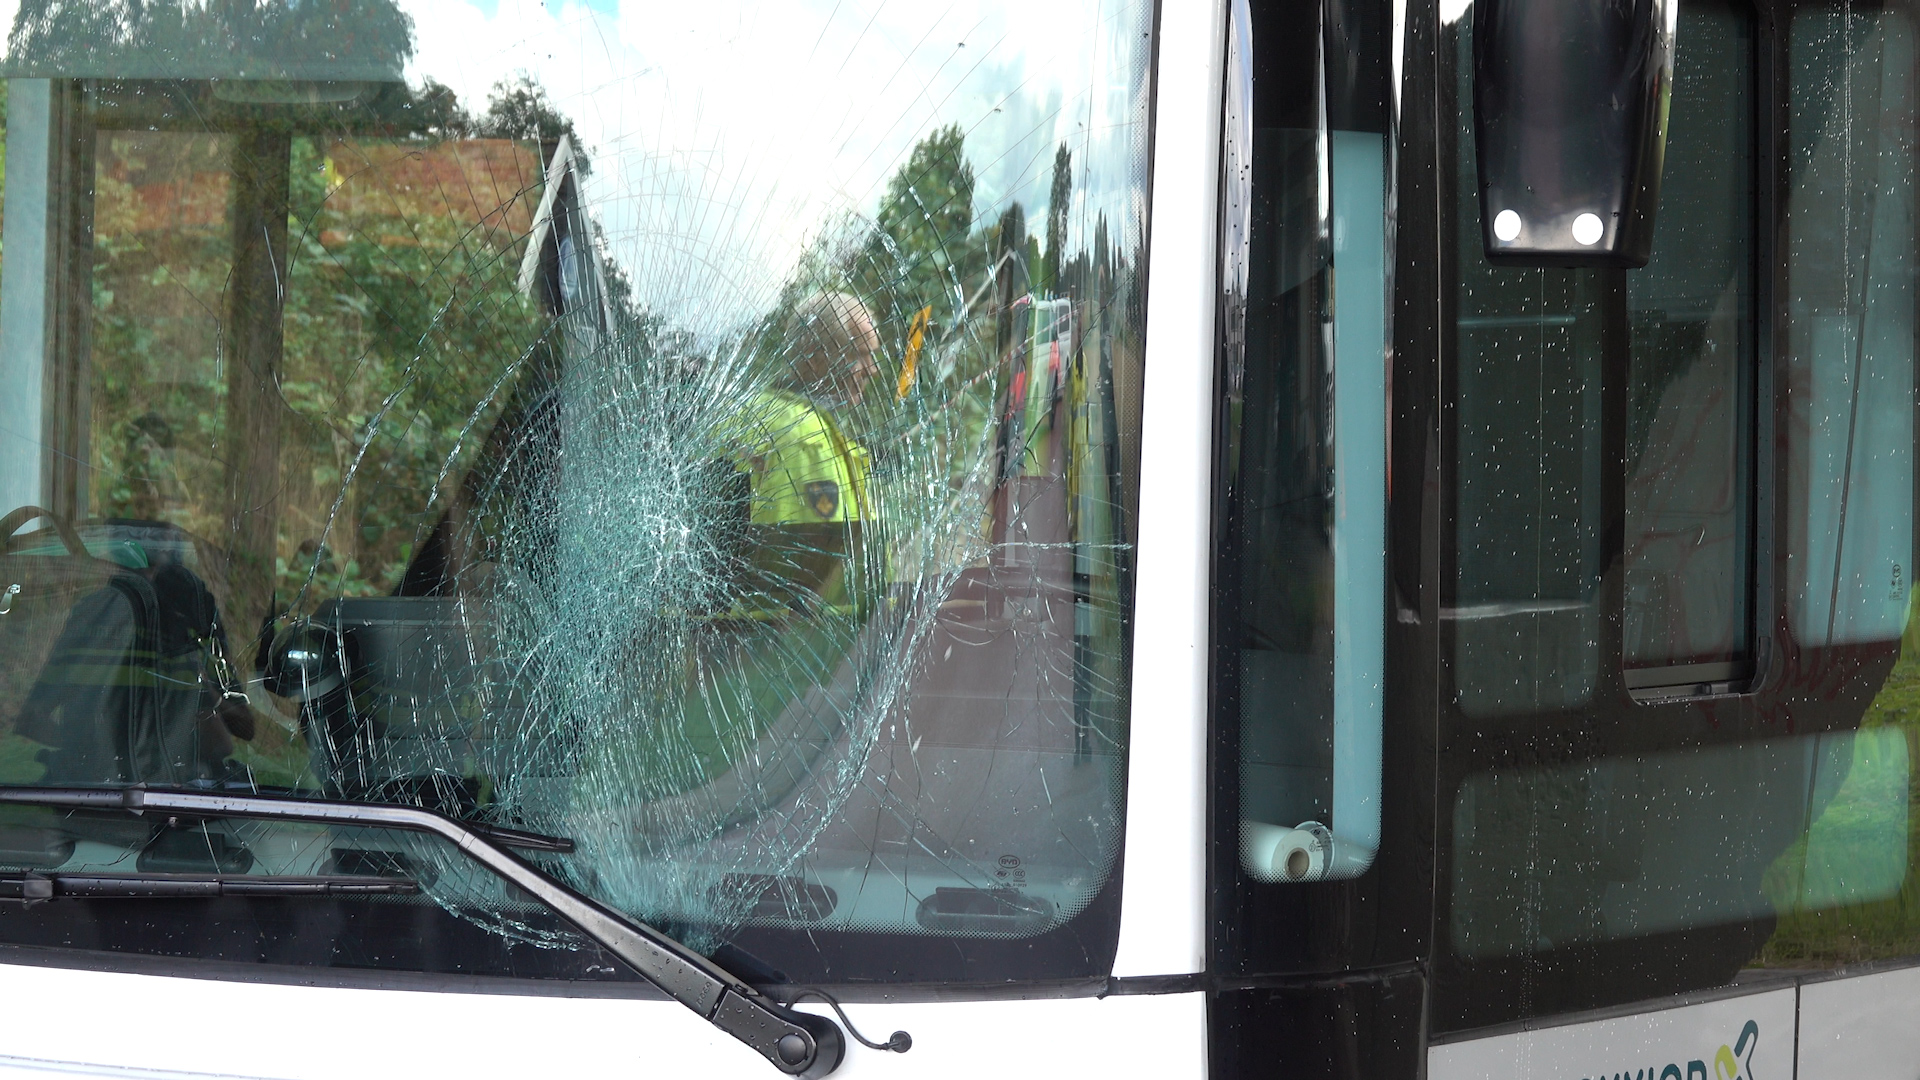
[729,389,871,525]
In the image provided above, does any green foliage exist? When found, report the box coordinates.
[1758,594,1920,966]
[475,72,578,146]
[0,78,9,252]
[87,129,549,607]
[0,734,48,784]
[1041,143,1071,294]
[398,77,472,140]
[8,0,415,79]
[81,67,583,659]
[747,123,1008,448]
[848,123,985,335]
[276,137,548,601]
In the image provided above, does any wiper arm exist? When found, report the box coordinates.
[0,871,419,899]
[201,785,576,853]
[0,786,844,1078]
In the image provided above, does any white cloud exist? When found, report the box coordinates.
[403,0,1149,336]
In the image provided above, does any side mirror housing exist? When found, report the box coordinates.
[263,620,346,703]
[1473,0,1678,266]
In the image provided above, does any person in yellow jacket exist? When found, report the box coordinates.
[654,293,882,794]
[726,291,881,617]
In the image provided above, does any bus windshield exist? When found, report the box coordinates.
[0,0,1151,983]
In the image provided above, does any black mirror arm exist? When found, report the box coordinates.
[0,786,845,1078]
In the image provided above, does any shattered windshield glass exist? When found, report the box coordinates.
[0,0,1150,974]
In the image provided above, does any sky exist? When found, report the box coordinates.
[396,0,1151,340]
[0,0,1150,343]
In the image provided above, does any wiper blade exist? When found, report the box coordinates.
[0,871,419,899]
[464,820,575,853]
[0,786,843,1077]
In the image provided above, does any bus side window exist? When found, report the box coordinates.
[1623,0,1757,690]
[1453,0,1762,705]
[1449,15,1608,719]
[1786,6,1919,649]
[1443,0,1918,985]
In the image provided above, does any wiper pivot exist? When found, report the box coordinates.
[0,786,843,1077]
[0,871,419,900]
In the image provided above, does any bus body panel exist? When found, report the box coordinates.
[0,962,1207,1079]
[1430,987,1794,1080]
[1432,963,1920,1080]
[1113,0,1229,982]
[1795,964,1920,1079]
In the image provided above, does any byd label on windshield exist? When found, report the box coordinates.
[1427,988,1795,1080]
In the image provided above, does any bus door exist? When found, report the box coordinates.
[1210,0,1920,1072]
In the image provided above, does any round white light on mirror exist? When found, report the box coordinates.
[1571,213,1604,245]
[1493,209,1522,242]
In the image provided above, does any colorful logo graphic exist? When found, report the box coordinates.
[1580,1019,1759,1080]
[803,480,839,519]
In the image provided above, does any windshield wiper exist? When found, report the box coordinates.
[194,784,577,853]
[0,871,419,899]
[461,821,575,852]
[0,785,845,1077]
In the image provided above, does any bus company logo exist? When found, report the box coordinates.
[1578,1019,1760,1080]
